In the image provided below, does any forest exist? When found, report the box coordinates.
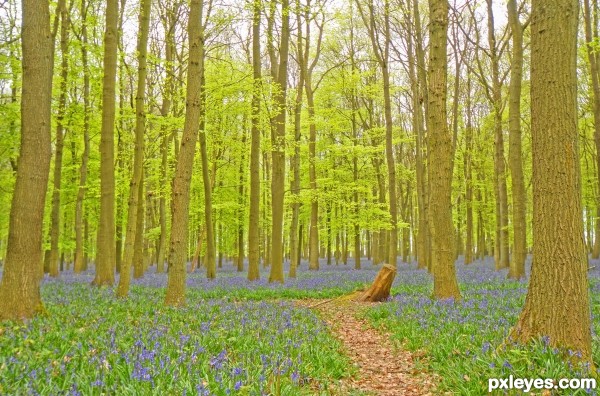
[0,0,599,394]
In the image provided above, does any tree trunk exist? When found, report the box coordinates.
[463,75,474,265]
[93,0,119,286]
[507,0,526,279]
[0,0,53,320]
[510,0,592,362]
[165,0,204,306]
[486,0,510,271]
[74,0,91,274]
[427,0,461,300]
[268,0,290,283]
[247,0,261,281]
[200,118,216,279]
[117,0,151,296]
[307,79,319,271]
[47,2,70,278]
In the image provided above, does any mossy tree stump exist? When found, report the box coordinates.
[358,263,396,302]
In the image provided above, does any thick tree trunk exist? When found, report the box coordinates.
[510,0,592,362]
[93,0,119,286]
[427,0,461,300]
[165,0,204,306]
[0,0,53,320]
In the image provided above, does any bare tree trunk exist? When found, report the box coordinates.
[117,0,151,296]
[486,0,510,271]
[247,0,261,281]
[74,0,91,274]
[47,1,70,278]
[0,0,53,320]
[268,0,290,283]
[93,0,119,286]
[165,0,205,306]
[510,0,592,362]
[427,0,460,300]
[507,0,526,279]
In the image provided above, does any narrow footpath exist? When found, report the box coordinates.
[302,299,437,395]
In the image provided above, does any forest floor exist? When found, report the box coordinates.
[299,298,437,395]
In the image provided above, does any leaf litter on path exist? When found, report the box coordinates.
[298,298,437,396]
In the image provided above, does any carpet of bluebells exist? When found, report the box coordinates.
[0,261,370,395]
[1,258,599,394]
[367,257,600,395]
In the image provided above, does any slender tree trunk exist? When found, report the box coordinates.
[510,0,592,362]
[486,0,510,271]
[165,0,204,306]
[427,0,461,300]
[464,77,474,265]
[117,0,151,296]
[248,0,261,281]
[0,0,53,320]
[74,0,91,274]
[507,0,526,279]
[307,79,319,271]
[47,2,70,278]
[156,0,177,274]
[93,0,119,286]
[269,0,290,283]
[200,105,216,279]
[237,130,246,272]
[132,174,145,278]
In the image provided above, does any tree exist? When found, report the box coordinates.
[74,0,91,274]
[46,0,71,278]
[356,0,398,266]
[0,0,53,320]
[247,0,261,281]
[268,0,291,283]
[165,0,205,306]
[510,0,592,361]
[93,0,119,286]
[507,0,526,279]
[117,0,152,297]
[427,0,461,300]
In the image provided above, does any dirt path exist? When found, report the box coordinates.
[301,299,436,396]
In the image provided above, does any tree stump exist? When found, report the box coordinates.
[358,263,396,302]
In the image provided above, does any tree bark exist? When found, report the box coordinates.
[427,0,461,300]
[74,0,91,274]
[268,0,290,283]
[0,0,53,320]
[47,1,70,278]
[165,0,204,306]
[247,0,261,281]
[510,0,592,362]
[358,263,396,302]
[93,0,119,286]
[117,0,151,297]
[507,0,526,279]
